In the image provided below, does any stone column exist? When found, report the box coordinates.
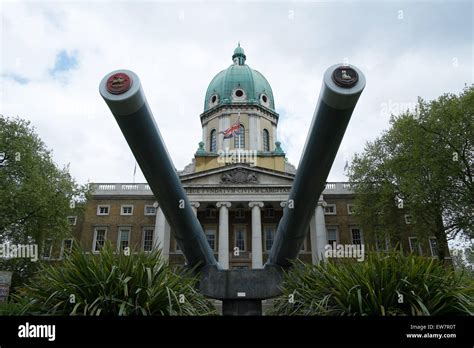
[272,124,277,150]
[249,114,257,151]
[310,196,327,263]
[202,124,208,146]
[218,115,230,151]
[256,117,261,151]
[249,202,264,269]
[154,207,170,260]
[218,116,224,151]
[190,201,200,216]
[216,202,231,269]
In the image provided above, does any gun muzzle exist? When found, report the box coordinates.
[267,64,366,267]
[99,70,218,269]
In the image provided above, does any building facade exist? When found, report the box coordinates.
[62,45,443,266]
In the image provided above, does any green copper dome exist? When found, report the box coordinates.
[203,44,275,112]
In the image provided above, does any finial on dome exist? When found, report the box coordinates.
[232,42,246,65]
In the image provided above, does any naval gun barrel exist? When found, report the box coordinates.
[99,70,218,269]
[267,64,366,267]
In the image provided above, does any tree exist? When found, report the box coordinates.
[348,86,473,260]
[0,115,88,268]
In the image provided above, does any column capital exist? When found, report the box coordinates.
[190,201,200,209]
[317,200,327,208]
[216,201,231,208]
[249,201,264,209]
[317,194,327,208]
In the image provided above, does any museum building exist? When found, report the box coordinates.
[53,45,442,266]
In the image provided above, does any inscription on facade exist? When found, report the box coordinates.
[185,186,291,194]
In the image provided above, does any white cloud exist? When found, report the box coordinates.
[0,1,471,185]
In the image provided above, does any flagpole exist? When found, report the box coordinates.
[133,161,137,183]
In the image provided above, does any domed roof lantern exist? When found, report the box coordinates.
[203,44,276,113]
[232,42,246,65]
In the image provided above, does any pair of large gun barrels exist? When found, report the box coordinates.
[99,64,365,269]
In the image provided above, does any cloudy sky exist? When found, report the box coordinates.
[1,0,472,186]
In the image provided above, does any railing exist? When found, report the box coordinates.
[90,182,354,195]
[90,183,152,195]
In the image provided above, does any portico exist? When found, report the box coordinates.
[149,164,330,269]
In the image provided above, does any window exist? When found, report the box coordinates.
[375,233,390,252]
[144,205,156,216]
[93,227,107,253]
[205,205,217,219]
[42,239,53,259]
[97,205,110,215]
[210,94,219,107]
[117,227,131,252]
[234,125,245,149]
[67,216,77,226]
[263,129,270,151]
[404,214,412,224]
[234,226,246,252]
[210,129,217,152]
[235,205,245,219]
[351,227,363,245]
[264,226,275,251]
[347,204,355,215]
[61,239,73,258]
[429,237,438,257]
[327,227,338,247]
[175,238,181,252]
[142,228,154,252]
[235,89,244,97]
[408,237,422,255]
[260,94,269,107]
[263,205,274,218]
[121,205,134,216]
[324,204,336,215]
[205,228,216,251]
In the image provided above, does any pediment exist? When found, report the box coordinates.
[180,164,294,186]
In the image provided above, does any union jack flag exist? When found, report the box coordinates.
[220,120,242,139]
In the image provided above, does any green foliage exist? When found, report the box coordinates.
[0,258,44,293]
[0,115,89,246]
[348,86,474,259]
[0,296,32,316]
[10,243,216,316]
[269,251,474,316]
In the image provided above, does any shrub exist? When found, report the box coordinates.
[269,251,474,316]
[11,243,216,316]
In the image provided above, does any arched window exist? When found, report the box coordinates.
[234,125,245,149]
[263,129,270,151]
[209,129,217,152]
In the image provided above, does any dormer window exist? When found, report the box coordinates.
[232,88,246,101]
[260,93,270,107]
[209,94,219,108]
